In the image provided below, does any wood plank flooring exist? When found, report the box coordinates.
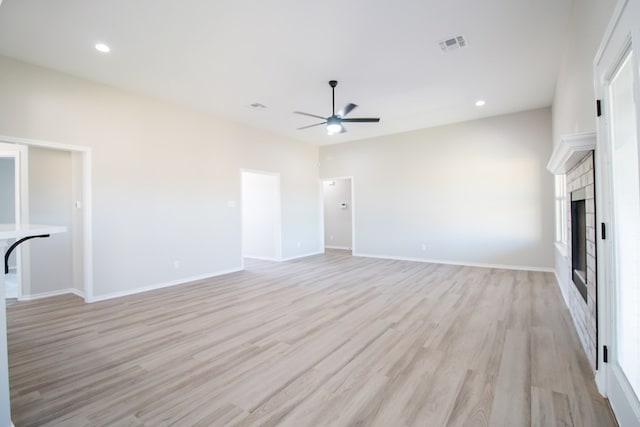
[6,250,617,426]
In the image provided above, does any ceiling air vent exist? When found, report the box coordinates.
[438,35,467,52]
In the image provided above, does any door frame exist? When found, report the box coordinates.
[0,135,94,302]
[593,0,640,423]
[0,143,28,299]
[320,176,355,254]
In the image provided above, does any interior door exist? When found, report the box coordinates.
[595,0,640,424]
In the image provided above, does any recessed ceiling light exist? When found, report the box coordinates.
[95,43,111,53]
[475,100,486,107]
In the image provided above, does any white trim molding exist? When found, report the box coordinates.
[87,267,243,303]
[19,288,84,301]
[244,255,281,262]
[547,132,597,175]
[280,251,324,262]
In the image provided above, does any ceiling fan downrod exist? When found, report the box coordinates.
[329,80,337,117]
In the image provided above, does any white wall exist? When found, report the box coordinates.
[27,146,74,296]
[552,0,617,145]
[323,179,352,249]
[550,0,617,350]
[0,158,14,223]
[0,56,321,299]
[242,171,280,260]
[320,108,555,269]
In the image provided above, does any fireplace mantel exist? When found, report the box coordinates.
[547,132,596,175]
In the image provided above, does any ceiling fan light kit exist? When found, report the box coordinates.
[326,117,343,135]
[294,80,380,135]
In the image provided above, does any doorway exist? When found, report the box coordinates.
[322,177,353,253]
[0,136,93,302]
[241,170,282,261]
[595,0,640,423]
[0,143,28,299]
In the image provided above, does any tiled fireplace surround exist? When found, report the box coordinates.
[548,133,598,369]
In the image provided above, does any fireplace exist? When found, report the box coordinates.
[571,188,588,302]
[547,135,598,369]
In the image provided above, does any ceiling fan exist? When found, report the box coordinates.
[294,80,380,135]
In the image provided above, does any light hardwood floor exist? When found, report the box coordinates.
[7,250,616,426]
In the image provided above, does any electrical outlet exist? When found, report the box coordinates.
[421,243,427,251]
[173,260,180,270]
[330,235,334,241]
[297,242,301,248]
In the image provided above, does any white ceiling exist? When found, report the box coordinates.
[0,0,574,145]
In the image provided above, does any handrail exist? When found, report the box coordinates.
[4,234,49,274]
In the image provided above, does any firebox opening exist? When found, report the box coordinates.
[571,188,588,303]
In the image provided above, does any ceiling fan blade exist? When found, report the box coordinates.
[341,117,380,123]
[297,122,327,130]
[294,111,327,120]
[337,103,357,118]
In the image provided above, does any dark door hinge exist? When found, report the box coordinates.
[601,223,607,240]
[603,345,609,363]
[597,99,602,117]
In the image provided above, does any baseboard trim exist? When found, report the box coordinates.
[69,288,85,298]
[552,270,580,340]
[87,267,243,303]
[325,246,352,250]
[353,252,554,273]
[244,255,281,262]
[280,251,324,262]
[19,288,84,301]
[553,269,572,310]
